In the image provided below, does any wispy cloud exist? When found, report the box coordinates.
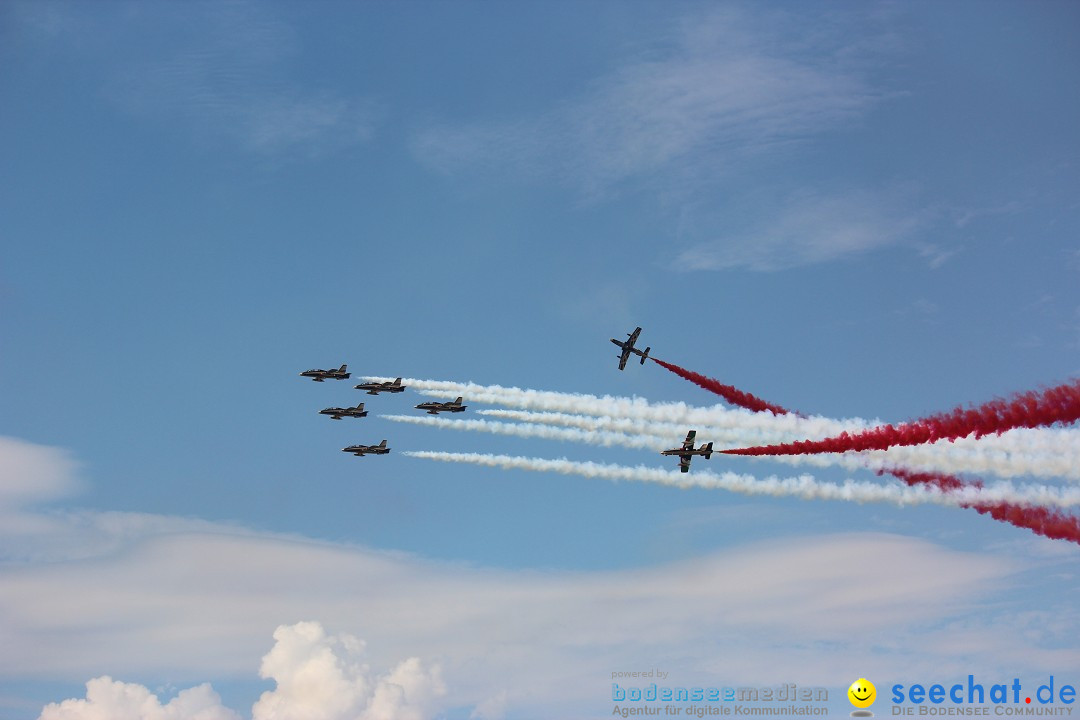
[411,7,885,195]
[674,188,923,271]
[952,201,1024,229]
[26,1,380,156]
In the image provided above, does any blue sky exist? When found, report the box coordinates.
[2,1,1079,719]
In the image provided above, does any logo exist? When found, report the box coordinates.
[849,678,876,717]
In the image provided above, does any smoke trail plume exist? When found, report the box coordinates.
[651,358,794,416]
[643,360,1080,543]
[368,377,1080,480]
[408,410,1080,481]
[477,409,797,447]
[885,467,1080,545]
[768,433,1080,481]
[405,451,1080,509]
[362,377,868,439]
[382,414,678,450]
[724,379,1080,457]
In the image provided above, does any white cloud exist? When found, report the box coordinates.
[411,7,883,195]
[0,436,81,512]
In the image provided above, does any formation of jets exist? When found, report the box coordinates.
[300,366,468,459]
[611,327,651,371]
[415,397,467,415]
[355,377,406,394]
[660,430,714,473]
[300,364,351,382]
[300,330,714,472]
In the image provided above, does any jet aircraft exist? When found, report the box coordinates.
[355,377,407,395]
[300,364,350,382]
[611,327,650,370]
[319,402,368,420]
[415,397,467,415]
[660,430,714,473]
[342,440,390,456]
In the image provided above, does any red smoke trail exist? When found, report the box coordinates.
[651,358,794,416]
[723,379,1080,457]
[884,467,1080,545]
[648,358,1080,544]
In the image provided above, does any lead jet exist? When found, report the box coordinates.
[300,364,350,382]
[342,440,390,456]
[355,377,406,395]
[415,397,467,415]
[611,327,651,370]
[319,402,368,420]
[660,430,714,473]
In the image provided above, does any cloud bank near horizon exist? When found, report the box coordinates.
[3,435,1077,719]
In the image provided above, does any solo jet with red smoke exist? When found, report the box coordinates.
[661,430,713,473]
[611,327,651,370]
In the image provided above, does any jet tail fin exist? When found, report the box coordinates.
[394,377,402,385]
[455,397,463,405]
[640,347,651,364]
[703,442,713,459]
[339,364,348,372]
[379,440,387,447]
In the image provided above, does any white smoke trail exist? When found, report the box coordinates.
[363,377,869,438]
[368,377,1080,479]
[477,410,1080,479]
[769,442,1080,481]
[404,451,1080,509]
[382,414,677,450]
[477,408,795,446]
[396,410,1080,480]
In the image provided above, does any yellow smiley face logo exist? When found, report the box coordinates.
[848,678,876,708]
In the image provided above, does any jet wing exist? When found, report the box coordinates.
[617,347,631,371]
[681,430,697,450]
[679,454,692,473]
[627,327,641,344]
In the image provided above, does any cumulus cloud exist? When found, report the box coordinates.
[38,677,240,720]
[37,622,445,720]
[252,622,445,720]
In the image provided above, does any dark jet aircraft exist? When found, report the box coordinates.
[660,430,714,473]
[611,327,651,370]
[342,440,390,456]
[355,377,407,395]
[300,364,350,382]
[415,397,467,415]
[319,402,368,420]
